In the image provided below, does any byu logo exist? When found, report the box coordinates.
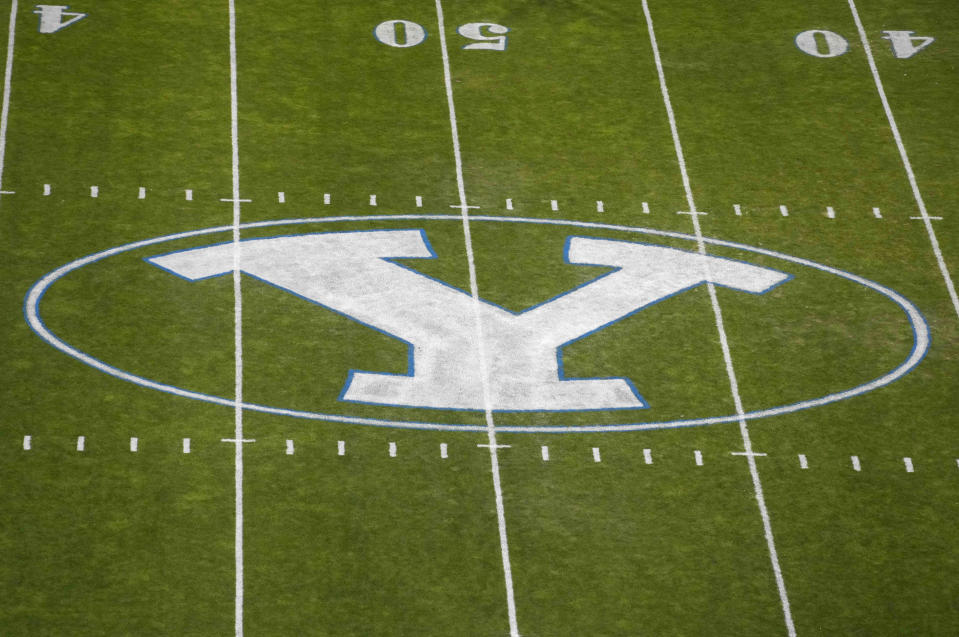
[34,4,87,34]
[149,231,788,411]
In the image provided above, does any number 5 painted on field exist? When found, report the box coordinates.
[457,23,509,50]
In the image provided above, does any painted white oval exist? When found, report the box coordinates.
[25,215,928,433]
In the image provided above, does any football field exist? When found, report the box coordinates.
[1,1,958,634]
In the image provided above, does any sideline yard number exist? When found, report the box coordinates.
[375,20,510,51]
[796,29,934,59]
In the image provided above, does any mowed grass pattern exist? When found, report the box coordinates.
[0,0,957,635]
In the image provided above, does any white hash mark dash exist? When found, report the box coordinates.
[23,435,30,450]
[541,445,549,462]
[642,201,650,214]
[416,195,423,208]
[903,457,914,473]
[641,2,796,635]
[185,189,193,201]
[440,442,448,459]
[851,455,861,472]
[734,203,742,216]
[130,437,138,452]
[826,206,836,219]
[779,205,789,217]
[505,197,513,211]
[43,183,51,196]
[90,185,98,198]
[323,193,330,205]
[389,441,396,457]
[873,207,883,219]
[338,440,345,456]
[596,200,604,213]
[798,454,808,469]
[277,191,285,203]
[550,199,558,211]
[77,436,85,452]
[694,450,703,466]
[592,447,601,463]
[183,438,191,454]
[286,439,294,455]
[138,187,146,200]
[369,194,377,207]
[643,448,653,465]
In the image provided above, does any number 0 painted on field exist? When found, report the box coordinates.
[795,29,849,58]
[374,20,427,48]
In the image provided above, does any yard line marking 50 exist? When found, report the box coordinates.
[435,2,519,634]
[642,2,796,634]
[848,0,959,321]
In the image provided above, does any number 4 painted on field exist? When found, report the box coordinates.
[881,30,934,59]
[33,5,87,34]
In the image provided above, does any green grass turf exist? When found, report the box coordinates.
[0,0,957,634]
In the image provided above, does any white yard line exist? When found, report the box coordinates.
[434,2,519,635]
[0,0,16,196]
[641,2,796,635]
[227,1,246,635]
[847,0,959,321]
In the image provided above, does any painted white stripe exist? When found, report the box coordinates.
[76,435,85,452]
[643,448,653,465]
[435,3,518,634]
[227,2,246,634]
[851,455,861,471]
[183,438,191,454]
[733,203,742,216]
[0,0,17,197]
[90,185,99,198]
[505,198,513,211]
[22,435,30,450]
[642,3,795,634]
[596,200,604,213]
[848,0,959,320]
[872,206,882,219]
[337,440,345,456]
[285,439,294,455]
[798,454,808,469]
[440,442,448,459]
[369,194,377,206]
[694,450,703,466]
[130,437,138,452]
[415,195,423,208]
[138,187,146,200]
[550,199,558,211]
[642,201,650,214]
[592,447,601,463]
[388,441,397,457]
[826,206,835,219]
[323,193,330,205]
[903,457,914,473]
[43,183,50,196]
[277,191,285,203]
[185,189,193,201]
[541,445,549,462]
[779,204,789,217]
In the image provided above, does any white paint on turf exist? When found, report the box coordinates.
[642,2,796,634]
[506,198,513,210]
[278,191,285,203]
[130,437,138,452]
[323,193,330,205]
[694,450,703,466]
[369,194,377,206]
[286,440,294,455]
[734,204,742,216]
[541,445,549,461]
[851,455,861,471]
[138,187,146,200]
[643,448,653,465]
[0,0,17,200]
[183,438,191,454]
[872,207,882,219]
[779,205,788,217]
[642,201,650,214]
[440,442,447,459]
[389,441,397,457]
[592,447,601,463]
[798,454,808,469]
[90,185,98,198]
[43,183,50,196]
[23,435,30,450]
[848,0,959,321]
[435,2,519,633]
[337,440,345,456]
[596,200,604,213]
[77,435,85,452]
[185,189,193,201]
[550,199,558,211]
[903,457,914,473]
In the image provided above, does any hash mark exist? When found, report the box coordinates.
[592,447,601,463]
[440,442,448,459]
[505,198,513,211]
[286,439,294,455]
[324,193,331,205]
[369,194,377,207]
[541,445,550,462]
[694,450,703,466]
[43,184,51,196]
[23,435,31,450]
[550,199,558,211]
[415,195,423,208]
[596,200,604,213]
[851,455,861,472]
[643,448,653,465]
[798,454,808,469]
[185,189,193,201]
[90,186,99,198]
[183,438,191,454]
[389,441,396,457]
[278,191,285,203]
[138,187,146,200]
[130,437,138,452]
[826,206,835,219]
[337,440,345,456]
[642,201,650,214]
[872,207,882,219]
[733,204,742,216]
[77,436,85,452]
[903,457,914,473]
[779,205,789,217]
